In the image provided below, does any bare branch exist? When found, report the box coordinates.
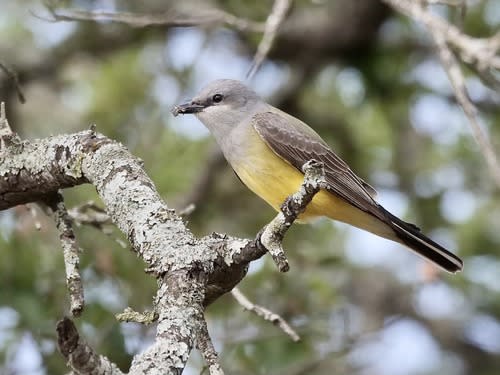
[0,102,22,162]
[116,307,158,325]
[66,201,130,249]
[383,0,500,72]
[197,320,225,375]
[1,129,323,372]
[432,34,500,187]
[209,160,326,279]
[231,287,300,342]
[260,159,326,271]
[247,0,291,79]
[129,269,208,374]
[57,317,123,374]
[47,6,265,32]
[203,158,325,303]
[384,0,500,187]
[0,102,13,136]
[0,131,207,371]
[424,0,465,5]
[67,201,111,227]
[210,160,326,274]
[46,192,84,317]
[177,203,196,216]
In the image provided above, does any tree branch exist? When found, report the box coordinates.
[432,33,500,187]
[46,192,84,317]
[1,127,325,372]
[383,0,500,188]
[260,159,326,271]
[129,269,208,374]
[47,6,265,32]
[0,102,15,139]
[57,316,123,374]
[231,287,300,342]
[197,319,225,375]
[383,0,500,72]
[247,0,291,78]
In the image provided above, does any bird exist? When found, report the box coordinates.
[172,79,463,273]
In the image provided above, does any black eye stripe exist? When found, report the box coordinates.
[212,94,223,103]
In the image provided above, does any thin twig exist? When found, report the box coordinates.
[219,160,326,271]
[433,34,500,187]
[197,319,225,375]
[46,192,85,317]
[178,203,196,216]
[116,307,158,324]
[232,287,300,342]
[383,0,500,188]
[383,0,500,71]
[0,102,13,135]
[66,201,130,248]
[247,0,291,79]
[0,102,20,158]
[424,0,464,5]
[260,160,326,272]
[67,200,111,227]
[204,159,326,307]
[56,317,123,374]
[46,7,265,32]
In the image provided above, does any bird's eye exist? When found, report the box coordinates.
[212,94,223,103]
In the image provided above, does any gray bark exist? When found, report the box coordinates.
[0,129,323,373]
[0,130,260,373]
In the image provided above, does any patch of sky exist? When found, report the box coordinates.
[410,94,468,145]
[0,211,15,241]
[83,269,126,311]
[415,164,465,198]
[464,255,500,293]
[414,282,469,319]
[440,189,479,224]
[349,319,442,375]
[464,314,500,353]
[0,307,19,350]
[335,68,366,107]
[410,59,451,95]
[484,0,500,26]
[23,3,76,48]
[8,333,45,375]
[121,322,153,355]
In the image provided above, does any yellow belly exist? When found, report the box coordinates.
[231,128,394,238]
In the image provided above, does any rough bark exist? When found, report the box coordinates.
[1,129,323,373]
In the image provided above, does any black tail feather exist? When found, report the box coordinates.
[384,210,463,273]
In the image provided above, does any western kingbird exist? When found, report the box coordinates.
[172,79,463,273]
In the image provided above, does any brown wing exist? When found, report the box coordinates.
[252,111,386,221]
[251,111,465,273]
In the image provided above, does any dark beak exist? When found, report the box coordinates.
[171,101,205,116]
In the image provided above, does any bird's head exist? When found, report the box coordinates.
[172,79,262,136]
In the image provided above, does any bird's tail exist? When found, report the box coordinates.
[384,209,463,273]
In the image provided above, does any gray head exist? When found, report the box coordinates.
[172,79,264,138]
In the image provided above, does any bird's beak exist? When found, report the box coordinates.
[171,101,205,117]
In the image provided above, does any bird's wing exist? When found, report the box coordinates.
[252,111,385,221]
[251,111,466,273]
